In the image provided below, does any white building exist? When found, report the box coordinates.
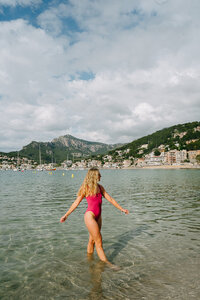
[88,160,102,168]
[123,160,132,168]
[111,163,120,168]
[158,144,165,152]
[125,149,130,153]
[194,126,200,132]
[144,152,165,165]
[103,162,112,168]
[176,150,187,163]
[1,163,11,170]
[76,161,87,169]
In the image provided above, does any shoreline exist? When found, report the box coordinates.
[58,165,200,170]
[116,165,200,170]
[1,165,200,171]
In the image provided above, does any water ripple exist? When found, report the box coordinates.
[0,169,200,299]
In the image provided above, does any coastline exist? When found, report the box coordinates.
[1,164,200,171]
[121,165,200,170]
[60,164,200,170]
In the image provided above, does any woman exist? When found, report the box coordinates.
[60,167,129,265]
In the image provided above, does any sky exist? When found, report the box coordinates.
[0,0,200,152]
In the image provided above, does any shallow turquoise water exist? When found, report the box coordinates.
[0,169,200,299]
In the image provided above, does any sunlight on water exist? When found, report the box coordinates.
[0,169,200,299]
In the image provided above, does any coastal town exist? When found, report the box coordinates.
[1,125,200,171]
[1,147,200,170]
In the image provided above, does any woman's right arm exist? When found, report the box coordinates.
[60,194,84,223]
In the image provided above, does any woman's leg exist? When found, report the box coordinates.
[87,216,102,254]
[97,216,102,231]
[84,212,108,263]
[87,234,95,254]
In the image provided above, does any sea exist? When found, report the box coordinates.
[0,169,200,300]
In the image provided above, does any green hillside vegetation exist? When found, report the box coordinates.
[0,135,121,164]
[18,142,111,164]
[1,121,199,165]
[109,121,200,159]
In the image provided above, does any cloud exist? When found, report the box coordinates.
[0,0,200,152]
[0,0,41,7]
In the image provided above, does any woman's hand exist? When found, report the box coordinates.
[121,208,129,214]
[60,215,67,223]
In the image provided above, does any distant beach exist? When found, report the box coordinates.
[122,164,200,170]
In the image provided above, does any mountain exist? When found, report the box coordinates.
[1,122,200,165]
[109,121,200,159]
[2,134,123,164]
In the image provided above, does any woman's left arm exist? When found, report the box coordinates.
[100,185,129,214]
[60,194,84,223]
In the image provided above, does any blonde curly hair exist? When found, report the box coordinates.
[78,167,101,197]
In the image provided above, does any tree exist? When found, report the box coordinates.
[154,149,161,156]
[196,155,200,164]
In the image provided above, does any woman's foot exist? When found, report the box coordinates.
[106,261,121,271]
[100,259,121,270]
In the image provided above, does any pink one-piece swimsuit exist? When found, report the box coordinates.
[85,192,102,220]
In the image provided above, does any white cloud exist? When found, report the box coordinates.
[0,0,41,7]
[37,8,63,36]
[0,0,200,152]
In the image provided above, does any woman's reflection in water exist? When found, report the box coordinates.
[87,253,105,300]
